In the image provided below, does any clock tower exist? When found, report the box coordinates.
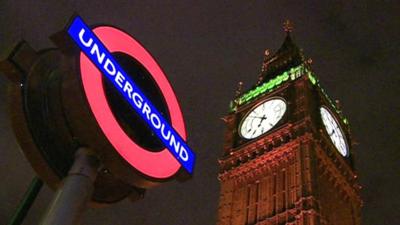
[217,22,362,225]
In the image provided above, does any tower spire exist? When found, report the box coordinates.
[283,19,294,33]
[256,20,303,83]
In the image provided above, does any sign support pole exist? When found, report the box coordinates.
[8,177,43,225]
[40,148,99,225]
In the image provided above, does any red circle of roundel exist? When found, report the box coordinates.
[79,26,186,179]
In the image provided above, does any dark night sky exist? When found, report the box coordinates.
[0,1,399,225]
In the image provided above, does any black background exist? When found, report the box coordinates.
[0,1,399,225]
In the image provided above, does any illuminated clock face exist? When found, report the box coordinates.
[239,98,287,139]
[320,107,349,157]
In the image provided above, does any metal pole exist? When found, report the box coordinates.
[40,148,99,225]
[8,177,43,225]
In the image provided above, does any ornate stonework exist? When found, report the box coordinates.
[217,28,361,225]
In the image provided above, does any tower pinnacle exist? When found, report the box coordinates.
[283,19,294,33]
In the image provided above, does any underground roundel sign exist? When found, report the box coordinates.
[67,16,195,179]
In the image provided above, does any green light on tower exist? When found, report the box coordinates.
[308,72,317,85]
[229,63,349,129]
[235,64,306,106]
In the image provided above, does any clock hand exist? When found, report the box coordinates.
[247,115,266,119]
[257,116,268,127]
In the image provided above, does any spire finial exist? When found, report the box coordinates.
[283,19,294,33]
[257,49,271,85]
[264,49,270,57]
[235,81,243,97]
[261,49,270,72]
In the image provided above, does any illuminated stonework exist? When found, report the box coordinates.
[230,64,349,126]
[217,28,361,225]
[231,64,305,108]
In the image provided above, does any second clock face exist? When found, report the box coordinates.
[239,98,287,139]
[320,106,349,157]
